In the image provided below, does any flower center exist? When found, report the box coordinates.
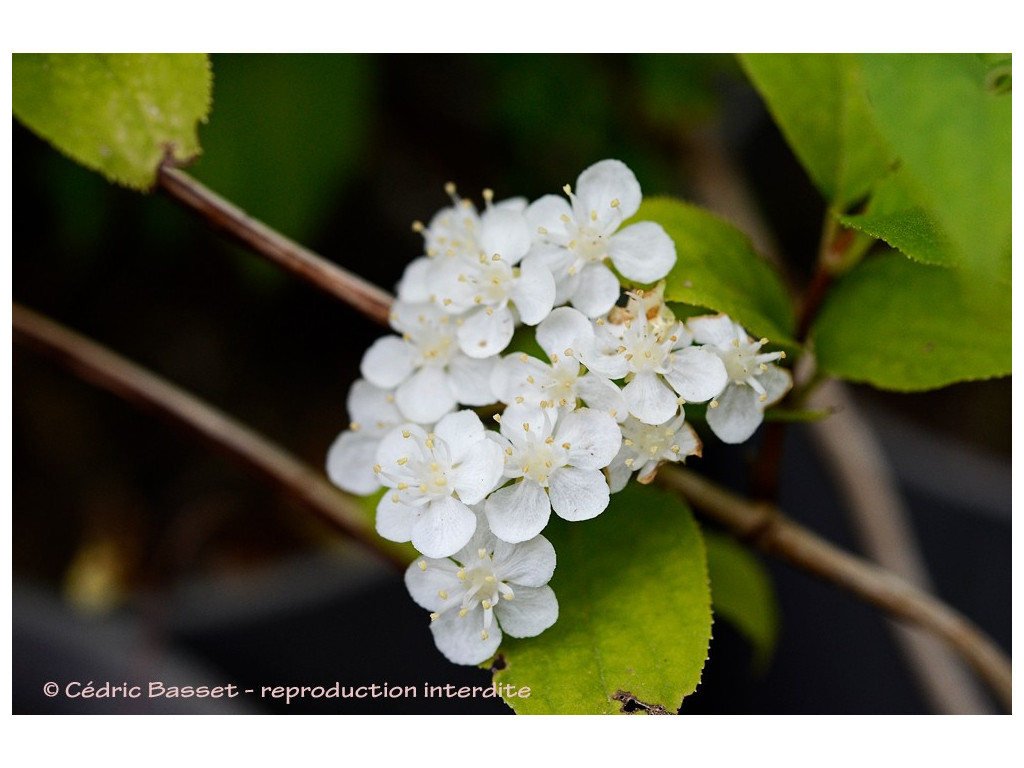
[464,257,515,308]
[507,429,569,486]
[380,431,456,504]
[412,322,458,368]
[453,549,516,634]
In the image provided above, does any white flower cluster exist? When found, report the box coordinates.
[326,159,791,665]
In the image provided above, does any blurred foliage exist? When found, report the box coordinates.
[190,54,375,245]
[704,530,779,672]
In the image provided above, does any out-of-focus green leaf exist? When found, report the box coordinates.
[12,53,211,190]
[634,54,737,128]
[738,54,892,209]
[493,483,711,714]
[704,530,779,671]
[813,252,1010,390]
[639,197,797,348]
[858,54,1010,280]
[191,54,374,242]
[839,171,957,268]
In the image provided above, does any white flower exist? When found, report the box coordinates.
[405,512,558,665]
[607,412,702,493]
[325,380,404,495]
[526,159,676,317]
[374,410,504,558]
[687,314,791,444]
[584,312,727,426]
[399,188,555,358]
[490,307,626,420]
[360,301,496,424]
[485,404,621,543]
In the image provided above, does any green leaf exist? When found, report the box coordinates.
[639,197,797,348]
[839,171,958,268]
[703,530,779,671]
[189,54,374,242]
[13,53,212,190]
[857,54,1011,280]
[493,483,711,714]
[812,251,1010,390]
[738,54,892,209]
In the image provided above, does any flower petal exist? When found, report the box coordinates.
[490,353,544,404]
[412,496,478,558]
[570,263,621,318]
[346,379,402,431]
[548,466,610,522]
[404,557,461,612]
[485,479,551,543]
[525,194,573,242]
[606,454,634,493]
[608,221,676,284]
[576,159,642,225]
[758,364,793,407]
[535,306,594,361]
[375,423,428,467]
[495,585,559,638]
[451,439,504,505]
[510,255,556,325]
[686,314,739,347]
[375,492,417,544]
[430,606,502,665]
[433,410,486,461]
[395,366,457,423]
[446,354,497,406]
[665,346,729,403]
[492,534,556,587]
[479,206,531,264]
[326,431,381,495]
[557,408,622,469]
[396,256,436,303]
[706,383,764,444]
[457,306,515,359]
[623,371,679,425]
[499,403,552,444]
[360,335,415,388]
[576,373,627,421]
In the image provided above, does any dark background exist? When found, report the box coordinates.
[12,54,1011,714]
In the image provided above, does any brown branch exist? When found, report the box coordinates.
[656,465,1012,712]
[12,304,408,572]
[155,164,393,327]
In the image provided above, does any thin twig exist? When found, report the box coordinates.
[12,304,408,572]
[156,164,393,327]
[656,465,1012,712]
